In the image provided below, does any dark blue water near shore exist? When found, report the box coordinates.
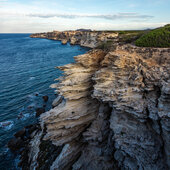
[0,34,89,169]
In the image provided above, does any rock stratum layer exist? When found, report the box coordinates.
[21,32,170,170]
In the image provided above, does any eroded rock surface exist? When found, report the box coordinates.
[41,50,106,146]
[20,44,170,170]
[93,45,170,169]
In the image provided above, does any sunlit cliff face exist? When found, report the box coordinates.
[23,43,170,170]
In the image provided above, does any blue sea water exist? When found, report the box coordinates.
[0,34,89,169]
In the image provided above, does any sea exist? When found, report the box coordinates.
[0,33,89,169]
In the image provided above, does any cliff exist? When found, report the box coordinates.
[30,31,119,48]
[18,32,170,170]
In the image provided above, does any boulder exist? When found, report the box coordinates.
[42,96,48,102]
[36,108,45,117]
[70,37,77,45]
[25,124,40,135]
[14,128,26,138]
[35,93,39,96]
[52,96,63,108]
[8,137,23,151]
[61,39,68,45]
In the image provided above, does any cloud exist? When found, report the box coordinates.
[27,12,153,20]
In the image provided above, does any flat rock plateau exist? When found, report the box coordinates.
[16,31,170,169]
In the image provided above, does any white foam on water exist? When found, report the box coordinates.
[21,113,31,120]
[0,120,14,130]
[29,77,35,80]
[17,112,32,121]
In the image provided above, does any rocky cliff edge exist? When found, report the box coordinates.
[20,33,170,170]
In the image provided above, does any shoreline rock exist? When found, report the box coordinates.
[52,95,63,108]
[61,39,68,45]
[36,108,45,117]
[30,30,119,48]
[8,137,23,151]
[42,95,49,102]
[14,128,26,138]
[8,124,40,152]
[14,32,170,169]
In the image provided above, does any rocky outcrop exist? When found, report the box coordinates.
[42,96,49,102]
[52,95,63,108]
[92,45,170,169]
[61,39,68,45]
[41,50,106,146]
[36,108,45,117]
[23,45,169,169]
[21,37,170,169]
[30,31,118,48]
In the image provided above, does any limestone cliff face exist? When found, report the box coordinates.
[30,31,118,48]
[41,50,105,146]
[92,45,170,169]
[23,41,170,169]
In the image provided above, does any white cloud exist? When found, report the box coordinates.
[0,10,153,20]
[0,0,168,33]
[27,12,153,20]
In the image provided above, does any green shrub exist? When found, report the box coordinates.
[135,24,170,47]
[119,32,145,43]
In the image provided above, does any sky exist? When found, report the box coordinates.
[0,0,170,33]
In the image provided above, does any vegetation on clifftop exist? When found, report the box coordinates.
[96,30,147,51]
[135,24,170,47]
[96,25,170,50]
[118,31,147,43]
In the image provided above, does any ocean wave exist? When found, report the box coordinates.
[29,77,35,80]
[0,33,89,168]
[0,120,14,130]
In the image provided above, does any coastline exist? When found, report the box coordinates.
[30,30,119,48]
[8,31,170,169]
[0,33,89,169]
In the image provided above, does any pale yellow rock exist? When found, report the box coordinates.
[61,39,68,45]
[31,30,119,48]
[40,50,106,146]
[27,38,170,169]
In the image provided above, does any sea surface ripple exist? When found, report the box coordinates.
[0,33,89,169]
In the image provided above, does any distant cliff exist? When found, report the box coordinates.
[30,30,119,48]
[18,31,170,170]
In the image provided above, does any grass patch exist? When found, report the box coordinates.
[119,31,147,43]
[96,31,147,50]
